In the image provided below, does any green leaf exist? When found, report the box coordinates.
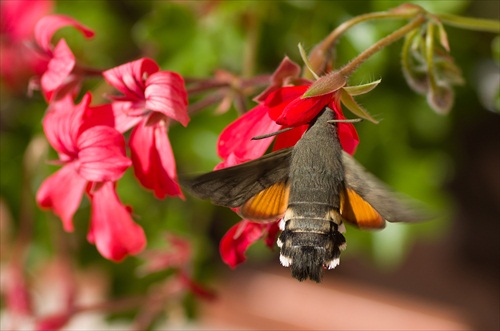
[298,42,319,80]
[343,79,381,96]
[435,20,450,52]
[339,88,379,123]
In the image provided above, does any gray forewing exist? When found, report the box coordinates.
[182,147,293,208]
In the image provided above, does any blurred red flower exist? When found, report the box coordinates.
[33,14,94,101]
[0,0,53,91]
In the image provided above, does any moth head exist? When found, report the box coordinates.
[277,222,346,282]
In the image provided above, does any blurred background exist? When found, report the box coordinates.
[1,0,498,330]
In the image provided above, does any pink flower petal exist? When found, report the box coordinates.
[34,14,94,54]
[103,57,159,100]
[87,182,146,261]
[219,220,276,268]
[36,163,87,232]
[145,71,189,126]
[42,93,90,158]
[217,104,281,162]
[129,119,183,199]
[40,39,76,101]
[76,126,131,182]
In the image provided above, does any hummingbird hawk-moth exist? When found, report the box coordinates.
[183,107,424,282]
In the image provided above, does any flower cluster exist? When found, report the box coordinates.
[32,15,188,261]
[215,57,359,267]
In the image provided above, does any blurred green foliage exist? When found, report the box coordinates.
[1,0,498,324]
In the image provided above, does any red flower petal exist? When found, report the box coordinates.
[254,56,304,103]
[219,220,276,268]
[87,182,146,261]
[272,124,308,151]
[275,92,334,126]
[34,14,94,54]
[145,71,189,126]
[40,39,76,101]
[76,126,131,182]
[129,119,183,199]
[266,85,309,121]
[329,101,359,155]
[103,57,159,101]
[36,163,87,232]
[217,104,281,162]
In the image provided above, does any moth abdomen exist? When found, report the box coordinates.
[277,216,346,282]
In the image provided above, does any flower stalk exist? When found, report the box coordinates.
[436,13,500,33]
[339,14,427,79]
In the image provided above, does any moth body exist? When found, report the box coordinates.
[279,110,347,282]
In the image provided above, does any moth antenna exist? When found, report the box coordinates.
[327,118,363,124]
[252,127,295,140]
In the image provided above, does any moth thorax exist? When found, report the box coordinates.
[277,221,346,282]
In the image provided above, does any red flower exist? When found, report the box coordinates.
[103,58,189,199]
[33,14,94,100]
[86,182,146,261]
[217,85,358,172]
[0,0,53,91]
[220,220,280,268]
[266,85,359,154]
[37,93,130,230]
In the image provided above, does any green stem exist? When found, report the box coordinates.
[340,14,427,78]
[436,13,500,33]
[306,10,419,78]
